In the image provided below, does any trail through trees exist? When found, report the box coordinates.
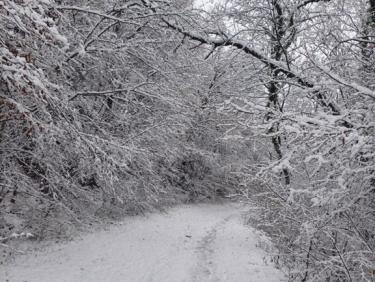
[1,204,284,282]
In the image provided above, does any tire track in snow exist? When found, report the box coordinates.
[192,215,233,282]
[191,210,285,282]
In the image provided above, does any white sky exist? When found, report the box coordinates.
[194,0,222,10]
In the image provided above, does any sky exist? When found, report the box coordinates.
[194,0,222,10]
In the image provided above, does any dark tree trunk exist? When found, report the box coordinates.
[265,0,291,185]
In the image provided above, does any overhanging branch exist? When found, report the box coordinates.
[160,17,342,115]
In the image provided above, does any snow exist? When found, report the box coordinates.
[316,63,375,100]
[1,203,285,282]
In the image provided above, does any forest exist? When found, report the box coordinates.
[1,0,374,281]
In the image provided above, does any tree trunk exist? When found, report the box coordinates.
[265,0,291,185]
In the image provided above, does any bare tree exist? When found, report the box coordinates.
[141,0,375,280]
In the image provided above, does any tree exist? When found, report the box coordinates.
[1,0,374,279]
[0,0,228,239]
[143,0,375,280]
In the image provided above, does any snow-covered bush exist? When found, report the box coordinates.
[0,0,222,239]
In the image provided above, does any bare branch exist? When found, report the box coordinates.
[55,6,142,26]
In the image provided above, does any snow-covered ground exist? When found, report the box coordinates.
[1,203,285,282]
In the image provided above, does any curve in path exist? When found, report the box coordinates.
[1,203,285,282]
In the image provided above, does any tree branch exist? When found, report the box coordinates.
[69,83,152,101]
[55,6,142,26]
[297,0,331,10]
[160,18,342,115]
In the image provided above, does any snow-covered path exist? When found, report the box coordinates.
[1,203,284,282]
